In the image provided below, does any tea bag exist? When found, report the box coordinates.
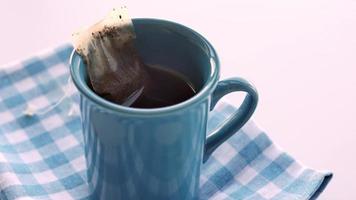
[72,7,149,106]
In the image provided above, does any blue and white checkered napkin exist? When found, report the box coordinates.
[0,44,332,200]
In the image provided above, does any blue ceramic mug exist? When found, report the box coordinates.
[70,18,258,200]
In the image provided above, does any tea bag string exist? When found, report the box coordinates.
[23,76,77,117]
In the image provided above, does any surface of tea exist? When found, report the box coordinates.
[89,65,197,108]
[131,66,196,108]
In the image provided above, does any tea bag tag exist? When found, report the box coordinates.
[23,77,77,117]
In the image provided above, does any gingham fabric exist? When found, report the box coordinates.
[0,44,332,200]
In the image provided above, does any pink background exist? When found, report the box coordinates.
[1,0,356,199]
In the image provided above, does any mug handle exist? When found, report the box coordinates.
[203,77,258,162]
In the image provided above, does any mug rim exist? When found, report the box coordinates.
[70,18,220,115]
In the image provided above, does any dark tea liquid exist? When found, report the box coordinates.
[131,65,196,108]
[88,65,197,108]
